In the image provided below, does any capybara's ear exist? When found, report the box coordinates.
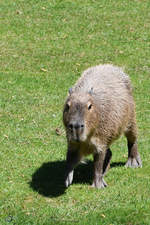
[88,87,94,95]
[69,88,73,95]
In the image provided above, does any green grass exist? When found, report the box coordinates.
[0,0,150,224]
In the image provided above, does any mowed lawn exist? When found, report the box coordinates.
[0,0,150,224]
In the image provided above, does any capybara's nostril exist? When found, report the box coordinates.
[69,123,84,130]
[69,124,73,130]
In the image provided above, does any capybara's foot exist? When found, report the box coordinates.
[91,178,107,189]
[125,155,142,168]
[65,171,73,187]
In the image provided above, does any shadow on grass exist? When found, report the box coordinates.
[111,161,125,167]
[29,160,125,197]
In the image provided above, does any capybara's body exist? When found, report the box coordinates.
[63,64,142,188]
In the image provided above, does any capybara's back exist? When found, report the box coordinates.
[63,64,142,189]
[73,64,132,94]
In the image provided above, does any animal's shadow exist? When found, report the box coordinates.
[29,160,125,197]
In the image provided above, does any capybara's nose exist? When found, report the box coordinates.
[69,122,84,130]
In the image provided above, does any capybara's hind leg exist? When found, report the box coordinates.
[125,123,142,168]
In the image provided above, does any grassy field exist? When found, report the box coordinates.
[0,0,150,224]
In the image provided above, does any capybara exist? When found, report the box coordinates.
[63,64,142,188]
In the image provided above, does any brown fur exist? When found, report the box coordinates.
[63,64,142,188]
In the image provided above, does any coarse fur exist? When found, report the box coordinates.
[63,64,142,189]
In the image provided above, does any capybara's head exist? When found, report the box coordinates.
[63,91,97,143]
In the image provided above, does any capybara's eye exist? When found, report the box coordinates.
[88,104,92,110]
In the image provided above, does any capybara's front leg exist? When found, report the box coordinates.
[103,148,112,175]
[92,151,107,189]
[65,149,80,187]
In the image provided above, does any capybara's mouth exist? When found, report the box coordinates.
[70,132,80,142]
[68,129,85,143]
[72,136,81,142]
[68,123,85,143]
